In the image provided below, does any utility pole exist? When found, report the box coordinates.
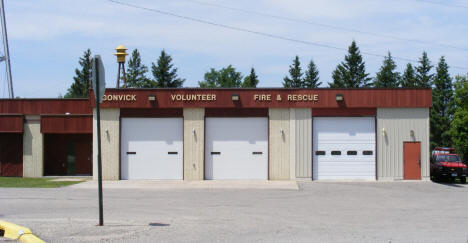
[0,0,13,98]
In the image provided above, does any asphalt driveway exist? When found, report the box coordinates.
[1,181,467,243]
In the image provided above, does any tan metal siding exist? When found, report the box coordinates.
[183,108,205,180]
[23,115,43,177]
[93,108,120,180]
[294,108,312,178]
[269,108,290,180]
[377,108,430,180]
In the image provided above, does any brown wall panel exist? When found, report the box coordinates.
[0,115,24,133]
[90,88,432,109]
[0,99,91,115]
[41,115,92,134]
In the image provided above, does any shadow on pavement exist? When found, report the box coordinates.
[432,181,465,188]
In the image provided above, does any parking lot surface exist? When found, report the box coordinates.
[1,181,468,243]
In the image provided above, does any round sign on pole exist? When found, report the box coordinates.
[92,55,106,103]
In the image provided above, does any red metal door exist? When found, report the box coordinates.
[75,140,92,175]
[404,142,421,180]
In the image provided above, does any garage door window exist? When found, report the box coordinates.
[315,151,326,155]
[347,151,357,155]
[363,150,373,155]
[331,151,341,155]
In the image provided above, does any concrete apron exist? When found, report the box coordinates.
[70,180,299,190]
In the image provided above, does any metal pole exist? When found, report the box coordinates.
[122,62,126,88]
[0,0,13,98]
[116,63,121,88]
[95,58,104,226]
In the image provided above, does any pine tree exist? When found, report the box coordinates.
[283,56,303,88]
[449,75,468,160]
[126,49,153,88]
[242,67,259,88]
[415,52,434,88]
[374,52,400,88]
[65,49,92,98]
[198,65,243,88]
[400,63,417,87]
[329,41,371,88]
[151,50,185,88]
[303,60,321,88]
[430,56,454,148]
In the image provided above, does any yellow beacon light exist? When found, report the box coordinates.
[114,45,128,63]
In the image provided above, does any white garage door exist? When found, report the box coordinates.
[121,118,183,180]
[205,117,268,180]
[313,117,375,180]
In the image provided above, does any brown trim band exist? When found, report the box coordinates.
[205,108,268,117]
[0,115,24,133]
[312,108,376,117]
[120,108,183,117]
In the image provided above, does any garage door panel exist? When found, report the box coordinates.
[205,117,268,180]
[121,118,183,180]
[313,117,375,180]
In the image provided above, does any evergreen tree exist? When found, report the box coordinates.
[329,41,371,88]
[415,52,434,88]
[400,63,417,87]
[283,56,303,88]
[430,56,454,148]
[449,75,468,160]
[151,50,185,88]
[242,67,259,88]
[303,59,321,88]
[126,49,154,88]
[65,49,92,98]
[198,65,243,88]
[374,52,400,88]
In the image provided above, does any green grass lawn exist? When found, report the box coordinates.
[0,177,85,188]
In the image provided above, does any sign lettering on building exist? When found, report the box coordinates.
[100,92,318,104]
[171,94,217,101]
[102,94,136,101]
[254,93,318,102]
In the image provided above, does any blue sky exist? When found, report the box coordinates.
[2,0,468,98]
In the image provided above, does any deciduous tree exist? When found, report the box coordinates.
[198,65,243,88]
[449,75,468,160]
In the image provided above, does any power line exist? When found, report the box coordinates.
[106,0,468,71]
[183,0,468,52]
[414,0,468,9]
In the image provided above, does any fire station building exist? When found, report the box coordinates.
[0,88,432,181]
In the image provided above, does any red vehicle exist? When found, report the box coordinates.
[431,147,467,183]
